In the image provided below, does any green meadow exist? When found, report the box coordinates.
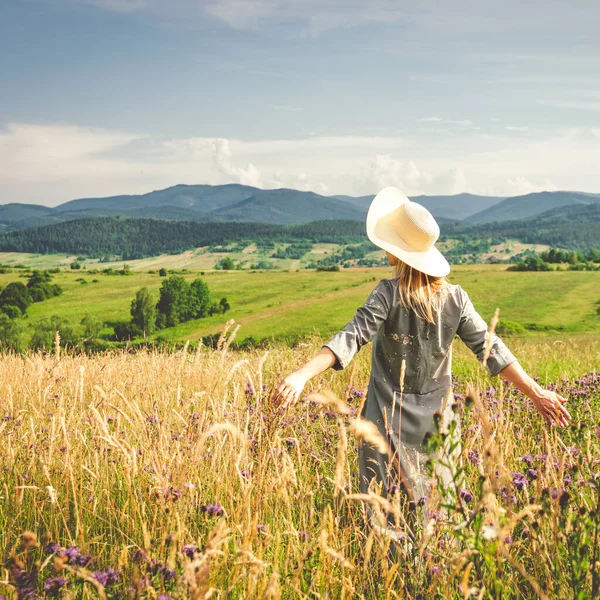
[1,264,599,347]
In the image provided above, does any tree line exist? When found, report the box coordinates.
[0,217,367,258]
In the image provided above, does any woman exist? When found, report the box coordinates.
[275,186,570,507]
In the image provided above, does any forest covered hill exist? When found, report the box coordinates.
[0,202,599,259]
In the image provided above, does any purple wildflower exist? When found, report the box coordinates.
[468,449,481,465]
[504,535,513,544]
[596,424,600,437]
[521,453,535,466]
[44,542,61,555]
[164,487,182,501]
[181,544,198,559]
[298,531,309,540]
[132,549,148,563]
[460,489,474,503]
[512,472,529,491]
[44,577,69,597]
[146,414,159,424]
[201,503,224,517]
[431,566,442,576]
[256,524,267,532]
[93,569,120,587]
[158,596,175,600]
[14,570,37,599]
[63,546,92,567]
[527,469,538,480]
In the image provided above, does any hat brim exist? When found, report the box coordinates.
[366,186,451,278]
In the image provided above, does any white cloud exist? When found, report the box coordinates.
[356,154,431,196]
[419,117,442,122]
[1,121,600,206]
[503,177,558,196]
[432,168,467,195]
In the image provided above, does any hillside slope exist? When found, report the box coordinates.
[442,203,600,250]
[466,191,600,223]
[0,217,367,257]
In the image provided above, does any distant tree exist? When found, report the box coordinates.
[27,270,62,302]
[130,287,156,338]
[0,313,22,352]
[27,270,52,287]
[219,297,230,314]
[70,261,82,270]
[1,305,21,320]
[217,257,235,270]
[159,268,168,277]
[0,282,32,316]
[156,276,193,328]
[508,256,552,272]
[113,322,142,341]
[30,316,78,350]
[190,278,211,318]
[81,314,104,339]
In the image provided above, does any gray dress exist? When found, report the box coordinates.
[323,278,517,502]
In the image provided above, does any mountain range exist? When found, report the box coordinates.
[1,184,599,233]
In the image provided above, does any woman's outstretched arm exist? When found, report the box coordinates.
[274,279,392,408]
[498,361,571,427]
[274,347,337,407]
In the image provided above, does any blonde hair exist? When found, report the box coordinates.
[392,260,449,324]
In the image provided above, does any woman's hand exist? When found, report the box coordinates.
[499,362,571,428]
[530,389,571,427]
[274,372,307,408]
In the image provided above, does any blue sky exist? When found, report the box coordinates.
[1,0,600,205]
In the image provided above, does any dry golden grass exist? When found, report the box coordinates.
[1,332,599,598]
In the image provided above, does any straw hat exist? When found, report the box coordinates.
[366,186,450,277]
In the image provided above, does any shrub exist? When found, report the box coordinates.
[30,316,78,350]
[496,320,527,335]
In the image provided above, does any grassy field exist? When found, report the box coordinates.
[0,242,347,273]
[1,334,599,598]
[0,239,547,273]
[1,265,599,348]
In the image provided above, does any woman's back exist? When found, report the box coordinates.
[325,278,516,396]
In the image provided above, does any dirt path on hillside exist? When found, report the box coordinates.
[188,279,375,340]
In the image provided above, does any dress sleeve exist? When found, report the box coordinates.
[322,279,392,371]
[456,286,517,377]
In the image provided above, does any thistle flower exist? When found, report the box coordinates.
[44,577,68,597]
[44,542,61,555]
[201,503,224,517]
[460,488,474,503]
[63,545,92,567]
[512,472,528,491]
[93,569,120,587]
[520,453,535,466]
[132,549,148,563]
[181,544,198,559]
